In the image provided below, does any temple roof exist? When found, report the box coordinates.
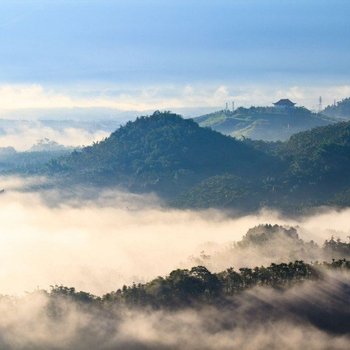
[273,99,296,107]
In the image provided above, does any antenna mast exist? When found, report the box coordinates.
[318,96,323,113]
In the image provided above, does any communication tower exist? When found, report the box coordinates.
[318,96,323,113]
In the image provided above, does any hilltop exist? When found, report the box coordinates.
[48,111,279,198]
[195,106,333,141]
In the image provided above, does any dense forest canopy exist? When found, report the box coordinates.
[42,111,350,213]
[102,259,349,309]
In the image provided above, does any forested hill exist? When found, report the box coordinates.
[276,122,350,205]
[179,121,350,210]
[194,106,333,141]
[48,112,350,212]
[48,111,279,197]
[323,98,350,119]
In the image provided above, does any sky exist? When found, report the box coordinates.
[0,0,350,115]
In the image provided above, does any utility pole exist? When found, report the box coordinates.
[318,96,323,113]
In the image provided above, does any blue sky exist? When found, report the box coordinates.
[0,0,349,112]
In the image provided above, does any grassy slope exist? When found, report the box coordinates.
[195,107,334,141]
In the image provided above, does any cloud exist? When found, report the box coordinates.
[0,177,349,296]
[0,83,349,115]
[0,123,109,151]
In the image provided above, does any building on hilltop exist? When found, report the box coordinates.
[273,99,296,109]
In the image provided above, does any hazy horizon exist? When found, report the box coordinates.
[0,0,349,116]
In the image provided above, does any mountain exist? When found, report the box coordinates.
[323,98,350,120]
[47,112,350,212]
[194,106,334,141]
[48,111,280,198]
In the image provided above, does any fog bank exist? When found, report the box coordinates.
[0,177,349,295]
[0,123,109,151]
[0,272,348,350]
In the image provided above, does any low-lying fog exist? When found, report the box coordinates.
[1,273,349,350]
[1,176,349,296]
[0,124,110,151]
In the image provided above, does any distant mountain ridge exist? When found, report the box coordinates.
[194,106,334,141]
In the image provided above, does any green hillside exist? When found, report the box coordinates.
[323,98,350,119]
[195,106,334,141]
[277,122,350,205]
[178,121,350,211]
[48,112,350,212]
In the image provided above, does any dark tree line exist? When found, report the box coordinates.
[47,259,350,309]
